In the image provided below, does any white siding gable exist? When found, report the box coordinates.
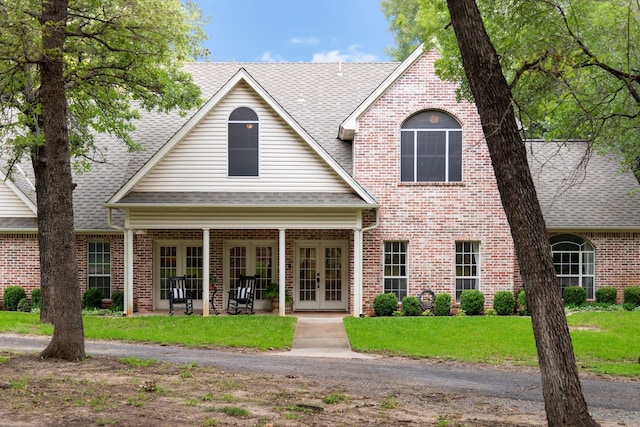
[0,179,36,217]
[133,82,352,193]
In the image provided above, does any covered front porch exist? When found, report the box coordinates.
[108,201,378,318]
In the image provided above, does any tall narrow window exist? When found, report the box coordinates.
[455,241,479,301]
[88,242,111,299]
[401,110,462,182]
[383,241,408,300]
[228,107,259,176]
[550,234,595,299]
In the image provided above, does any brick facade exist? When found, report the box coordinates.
[3,52,640,314]
[355,52,514,313]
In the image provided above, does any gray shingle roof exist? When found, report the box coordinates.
[3,61,640,233]
[528,140,640,230]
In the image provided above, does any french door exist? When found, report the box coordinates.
[225,241,276,311]
[295,241,347,310]
[155,241,203,310]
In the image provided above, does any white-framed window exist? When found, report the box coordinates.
[88,241,111,299]
[401,110,462,182]
[383,241,408,300]
[455,241,480,301]
[228,107,259,176]
[550,234,595,299]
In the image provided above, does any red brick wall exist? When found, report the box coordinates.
[354,51,515,314]
[0,234,40,306]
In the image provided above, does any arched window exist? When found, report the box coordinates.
[228,107,259,176]
[550,234,595,299]
[400,110,462,182]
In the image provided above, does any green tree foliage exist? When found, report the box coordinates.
[382,0,640,173]
[0,0,207,166]
[0,0,207,359]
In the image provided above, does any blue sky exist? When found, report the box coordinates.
[194,0,395,63]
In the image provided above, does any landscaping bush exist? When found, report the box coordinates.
[373,293,398,316]
[17,298,31,313]
[401,295,421,316]
[517,290,528,316]
[82,288,104,310]
[493,290,515,316]
[459,290,485,315]
[3,286,27,311]
[433,293,451,316]
[563,286,587,307]
[31,288,41,309]
[623,286,640,308]
[111,289,124,312]
[595,287,617,305]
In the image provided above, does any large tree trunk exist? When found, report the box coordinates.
[445,1,598,426]
[37,0,85,361]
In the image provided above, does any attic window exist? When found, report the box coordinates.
[400,110,462,182]
[228,107,259,177]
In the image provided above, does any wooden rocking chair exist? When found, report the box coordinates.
[168,276,194,315]
[227,275,256,315]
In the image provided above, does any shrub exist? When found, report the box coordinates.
[373,293,398,316]
[31,288,41,309]
[401,295,421,316]
[111,290,124,312]
[594,287,617,305]
[623,286,640,307]
[3,286,27,311]
[17,298,31,313]
[82,288,104,309]
[517,290,528,316]
[563,286,586,307]
[493,290,515,316]
[459,290,485,315]
[433,293,451,316]
[623,302,637,311]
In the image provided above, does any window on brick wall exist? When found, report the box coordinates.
[88,242,111,299]
[455,241,479,301]
[228,107,259,176]
[401,110,462,182]
[383,241,408,300]
[550,234,594,299]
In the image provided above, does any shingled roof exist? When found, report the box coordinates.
[2,60,640,232]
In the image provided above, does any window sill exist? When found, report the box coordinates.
[399,181,465,187]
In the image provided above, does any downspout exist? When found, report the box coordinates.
[361,207,380,233]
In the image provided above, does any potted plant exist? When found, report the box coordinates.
[264,282,293,314]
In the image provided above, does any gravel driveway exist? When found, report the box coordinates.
[2,333,639,426]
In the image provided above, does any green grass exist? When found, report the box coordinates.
[0,312,296,350]
[345,312,640,377]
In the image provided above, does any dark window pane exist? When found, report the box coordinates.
[229,107,258,121]
[400,131,415,181]
[417,131,446,181]
[448,130,462,181]
[228,122,258,176]
[403,111,461,129]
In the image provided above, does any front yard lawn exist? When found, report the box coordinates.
[345,311,640,377]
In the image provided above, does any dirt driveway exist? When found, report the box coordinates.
[1,334,638,426]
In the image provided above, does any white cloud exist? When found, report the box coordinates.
[311,44,377,63]
[259,51,284,62]
[289,37,319,45]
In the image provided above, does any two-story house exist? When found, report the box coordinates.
[2,46,640,316]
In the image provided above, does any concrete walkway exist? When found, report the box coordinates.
[275,314,375,359]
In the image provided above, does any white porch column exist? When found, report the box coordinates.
[279,228,286,316]
[353,227,363,317]
[124,228,134,316]
[202,228,210,316]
